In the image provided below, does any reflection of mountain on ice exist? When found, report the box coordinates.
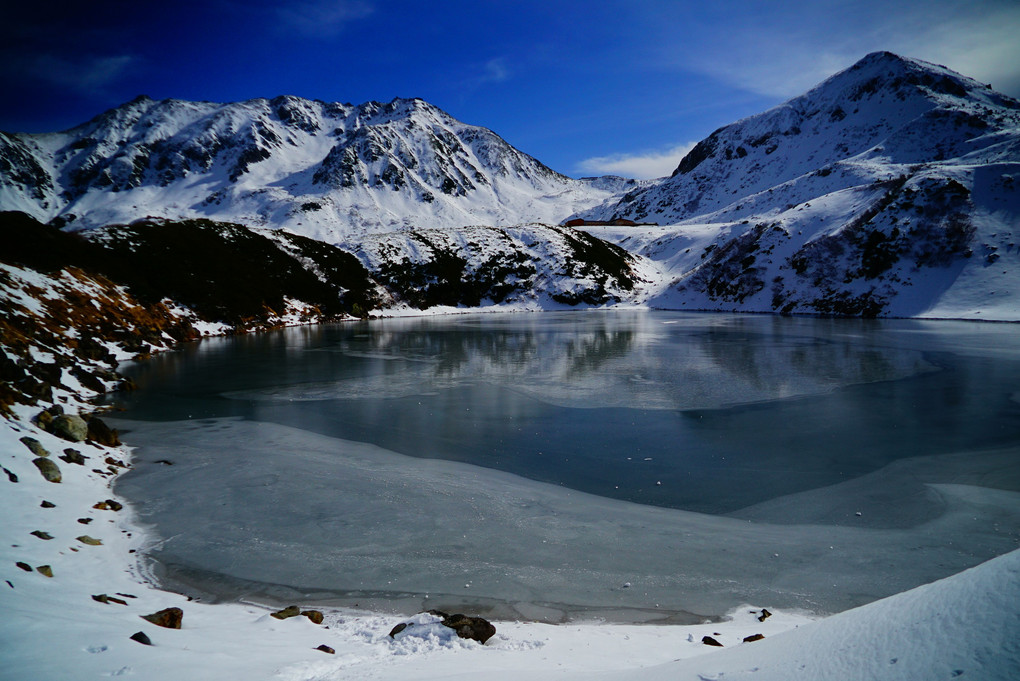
[113,417,1020,622]
[222,313,934,410]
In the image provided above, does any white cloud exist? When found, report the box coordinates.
[482,58,510,84]
[22,54,136,93]
[891,8,1020,95]
[649,0,1020,100]
[276,0,374,37]
[458,57,512,92]
[576,142,697,180]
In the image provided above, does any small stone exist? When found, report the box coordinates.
[52,415,88,442]
[129,631,152,646]
[30,362,63,387]
[440,613,496,644]
[302,610,325,625]
[141,607,183,629]
[105,499,123,511]
[93,502,109,510]
[93,594,129,605]
[388,622,410,638]
[104,456,127,469]
[77,518,93,524]
[20,437,50,457]
[15,562,32,571]
[40,500,55,508]
[757,608,772,622]
[34,411,54,431]
[271,605,302,620]
[702,636,724,647]
[2,467,17,483]
[315,644,335,654]
[87,416,120,446]
[32,457,62,483]
[743,634,765,642]
[77,535,102,546]
[60,449,86,465]
[31,530,53,540]
[36,565,53,578]
[71,366,107,393]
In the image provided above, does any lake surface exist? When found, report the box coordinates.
[109,311,1020,623]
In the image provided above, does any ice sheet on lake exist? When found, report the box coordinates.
[113,416,1020,622]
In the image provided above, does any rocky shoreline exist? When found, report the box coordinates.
[0,256,515,665]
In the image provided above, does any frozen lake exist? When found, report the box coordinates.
[109,311,1020,622]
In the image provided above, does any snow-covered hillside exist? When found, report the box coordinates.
[578,52,1020,319]
[0,96,619,239]
[348,223,657,309]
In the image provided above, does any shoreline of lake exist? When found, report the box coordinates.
[103,311,1020,623]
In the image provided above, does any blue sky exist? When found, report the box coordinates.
[3,0,1019,178]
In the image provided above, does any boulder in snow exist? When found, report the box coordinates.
[52,414,88,442]
[59,448,86,465]
[32,457,61,483]
[140,607,183,629]
[129,631,152,645]
[86,416,120,446]
[270,605,302,620]
[19,436,49,457]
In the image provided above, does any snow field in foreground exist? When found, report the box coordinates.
[1,402,1018,680]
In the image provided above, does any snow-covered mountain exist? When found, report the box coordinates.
[578,52,1020,319]
[579,51,1019,225]
[3,52,1019,320]
[0,96,619,240]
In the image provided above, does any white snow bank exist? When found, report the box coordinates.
[635,547,1020,681]
[3,401,1018,680]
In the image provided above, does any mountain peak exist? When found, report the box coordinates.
[812,50,983,105]
[578,52,1019,225]
[853,50,917,69]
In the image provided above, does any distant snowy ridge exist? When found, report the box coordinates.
[0,96,621,239]
[577,52,1020,319]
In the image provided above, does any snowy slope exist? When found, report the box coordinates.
[0,96,620,239]
[579,52,1020,319]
